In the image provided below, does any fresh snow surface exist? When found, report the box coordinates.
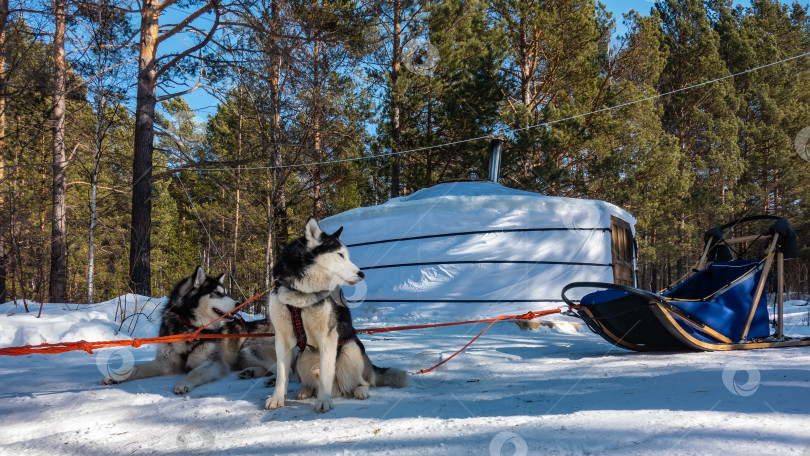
[1,295,809,455]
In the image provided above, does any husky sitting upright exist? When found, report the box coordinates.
[100,266,276,394]
[265,218,409,413]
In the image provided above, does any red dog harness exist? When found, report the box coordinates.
[287,305,308,351]
[286,304,360,352]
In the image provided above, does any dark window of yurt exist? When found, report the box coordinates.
[611,216,635,286]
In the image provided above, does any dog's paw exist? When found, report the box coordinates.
[263,376,276,387]
[297,385,315,400]
[265,395,285,410]
[173,383,191,395]
[100,377,118,386]
[238,368,258,379]
[314,395,334,413]
[353,385,370,400]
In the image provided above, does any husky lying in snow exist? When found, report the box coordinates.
[100,266,276,394]
[265,218,409,413]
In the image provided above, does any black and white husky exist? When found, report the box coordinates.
[265,218,409,413]
[100,266,276,394]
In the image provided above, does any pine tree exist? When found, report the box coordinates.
[129,0,222,296]
[407,0,504,186]
[656,0,742,279]
[73,0,135,303]
[287,0,372,218]
[49,0,68,302]
[713,0,810,216]
[491,0,617,195]
[712,0,810,293]
[610,10,687,291]
[366,0,426,198]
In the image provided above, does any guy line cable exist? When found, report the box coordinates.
[162,50,810,173]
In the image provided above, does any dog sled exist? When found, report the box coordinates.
[562,215,810,351]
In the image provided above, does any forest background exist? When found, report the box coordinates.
[1,0,809,311]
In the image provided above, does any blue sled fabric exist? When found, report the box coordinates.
[661,260,769,342]
[580,259,770,343]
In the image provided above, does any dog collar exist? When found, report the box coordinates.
[274,279,304,294]
[178,315,199,331]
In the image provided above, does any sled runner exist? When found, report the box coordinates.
[562,215,810,351]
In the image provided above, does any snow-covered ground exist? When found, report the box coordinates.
[1,295,809,455]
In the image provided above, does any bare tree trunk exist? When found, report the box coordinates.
[50,0,68,303]
[271,1,287,240]
[232,97,242,292]
[10,148,25,310]
[129,0,159,296]
[425,73,433,185]
[390,0,402,198]
[87,0,109,304]
[311,40,323,218]
[264,179,273,292]
[265,0,285,303]
[129,0,219,296]
[88,90,103,303]
[518,16,532,110]
[312,172,321,218]
[39,140,48,304]
[273,135,287,240]
[676,214,685,280]
[0,0,9,303]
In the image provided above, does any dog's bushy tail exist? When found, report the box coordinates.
[371,365,410,388]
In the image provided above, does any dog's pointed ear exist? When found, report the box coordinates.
[215,273,226,285]
[192,265,206,289]
[332,226,343,239]
[304,217,323,246]
[176,277,194,297]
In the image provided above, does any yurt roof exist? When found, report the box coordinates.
[321,181,636,243]
[319,181,636,321]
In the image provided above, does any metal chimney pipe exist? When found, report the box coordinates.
[488,138,503,183]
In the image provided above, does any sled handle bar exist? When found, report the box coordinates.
[561,282,662,309]
[718,215,785,232]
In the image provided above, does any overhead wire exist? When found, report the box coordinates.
[2,49,807,174]
[160,49,810,173]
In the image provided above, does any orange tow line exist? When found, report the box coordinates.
[0,292,573,374]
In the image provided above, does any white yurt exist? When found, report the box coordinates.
[320,179,637,322]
